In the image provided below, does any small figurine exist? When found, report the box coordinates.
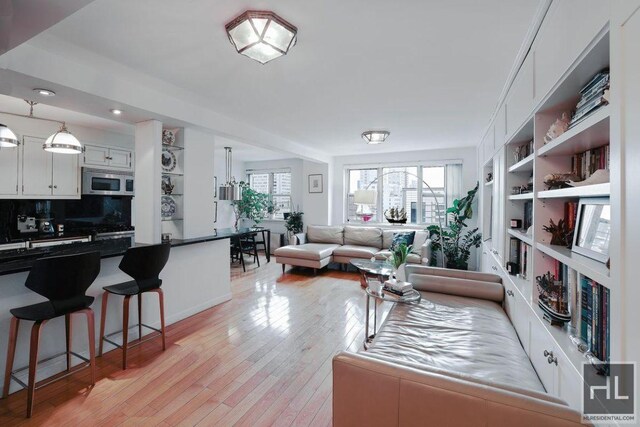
[161,176,175,195]
[544,112,571,144]
[543,218,572,247]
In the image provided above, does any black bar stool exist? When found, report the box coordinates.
[98,243,170,369]
[2,252,101,418]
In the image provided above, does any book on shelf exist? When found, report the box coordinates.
[523,201,533,230]
[569,69,610,128]
[515,140,534,162]
[508,238,530,279]
[580,276,610,363]
[570,145,609,181]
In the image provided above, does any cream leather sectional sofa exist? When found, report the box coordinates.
[274,225,432,274]
[332,265,587,426]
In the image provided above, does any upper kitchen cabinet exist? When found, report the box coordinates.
[506,52,534,139]
[0,146,19,196]
[83,144,133,170]
[22,136,79,199]
[533,0,610,105]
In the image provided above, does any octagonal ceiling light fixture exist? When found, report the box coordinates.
[361,130,390,145]
[225,10,297,64]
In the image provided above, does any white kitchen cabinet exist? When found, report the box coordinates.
[490,149,506,260]
[529,316,557,394]
[83,144,133,170]
[506,52,534,138]
[0,146,19,196]
[504,277,530,353]
[22,136,79,198]
[556,351,582,409]
[534,0,610,105]
[52,151,79,196]
[22,136,53,196]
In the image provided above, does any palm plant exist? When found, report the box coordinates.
[427,182,482,270]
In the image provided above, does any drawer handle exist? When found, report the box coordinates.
[506,290,514,297]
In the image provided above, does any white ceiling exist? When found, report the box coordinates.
[14,0,540,157]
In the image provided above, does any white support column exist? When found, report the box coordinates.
[183,127,216,239]
[134,120,162,244]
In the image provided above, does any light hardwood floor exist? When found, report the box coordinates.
[0,258,380,426]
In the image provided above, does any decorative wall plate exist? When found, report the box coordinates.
[161,196,177,219]
[161,148,177,172]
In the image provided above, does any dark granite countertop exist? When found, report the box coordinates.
[0,228,270,276]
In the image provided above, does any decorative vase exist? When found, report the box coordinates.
[395,263,407,282]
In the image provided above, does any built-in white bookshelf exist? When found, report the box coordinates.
[160,128,184,239]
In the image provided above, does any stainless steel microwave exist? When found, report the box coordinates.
[82,168,134,196]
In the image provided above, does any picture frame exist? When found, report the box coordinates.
[571,197,610,263]
[308,174,323,193]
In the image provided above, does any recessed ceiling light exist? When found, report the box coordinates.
[33,88,56,97]
[110,109,123,115]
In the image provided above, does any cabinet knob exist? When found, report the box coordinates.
[506,290,514,297]
[54,185,58,189]
[491,266,498,271]
[547,355,558,365]
[48,185,53,189]
[543,349,552,357]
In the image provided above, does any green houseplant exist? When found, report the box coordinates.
[427,182,482,270]
[231,182,275,229]
[284,210,304,242]
[388,243,412,282]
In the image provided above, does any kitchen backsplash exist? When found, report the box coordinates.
[0,196,132,243]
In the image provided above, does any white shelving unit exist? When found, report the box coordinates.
[507,228,533,246]
[508,154,534,173]
[508,193,534,201]
[537,183,610,199]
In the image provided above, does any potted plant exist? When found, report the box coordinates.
[231,182,275,230]
[427,182,482,270]
[284,210,303,243]
[388,243,412,282]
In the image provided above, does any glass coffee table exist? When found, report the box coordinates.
[363,286,421,349]
[350,259,394,289]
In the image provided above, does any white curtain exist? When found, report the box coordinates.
[445,164,463,222]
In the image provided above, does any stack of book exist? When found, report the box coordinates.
[383,279,413,296]
[523,201,533,230]
[570,69,610,128]
[581,277,610,364]
[570,145,610,180]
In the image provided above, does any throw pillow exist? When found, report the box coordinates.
[390,232,415,250]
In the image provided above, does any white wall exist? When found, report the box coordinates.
[302,160,329,226]
[183,127,216,238]
[330,146,479,225]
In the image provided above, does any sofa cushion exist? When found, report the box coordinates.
[333,245,379,259]
[307,225,344,245]
[274,243,339,261]
[344,226,383,249]
[366,291,544,394]
[411,231,430,255]
[375,250,422,264]
[390,232,415,249]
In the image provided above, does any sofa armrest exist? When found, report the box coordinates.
[293,233,307,245]
[333,352,587,427]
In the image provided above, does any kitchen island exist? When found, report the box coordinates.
[0,228,267,395]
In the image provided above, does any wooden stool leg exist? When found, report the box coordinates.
[2,317,20,398]
[156,289,166,351]
[138,293,143,341]
[98,291,109,357]
[27,321,45,418]
[65,314,72,371]
[83,309,96,385]
[122,296,131,370]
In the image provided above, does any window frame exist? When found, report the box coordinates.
[344,160,462,225]
[246,168,292,221]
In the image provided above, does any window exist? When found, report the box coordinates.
[247,169,292,220]
[345,163,462,225]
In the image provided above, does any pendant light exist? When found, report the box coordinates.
[0,100,83,154]
[218,147,243,201]
[0,123,19,148]
[43,122,83,154]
